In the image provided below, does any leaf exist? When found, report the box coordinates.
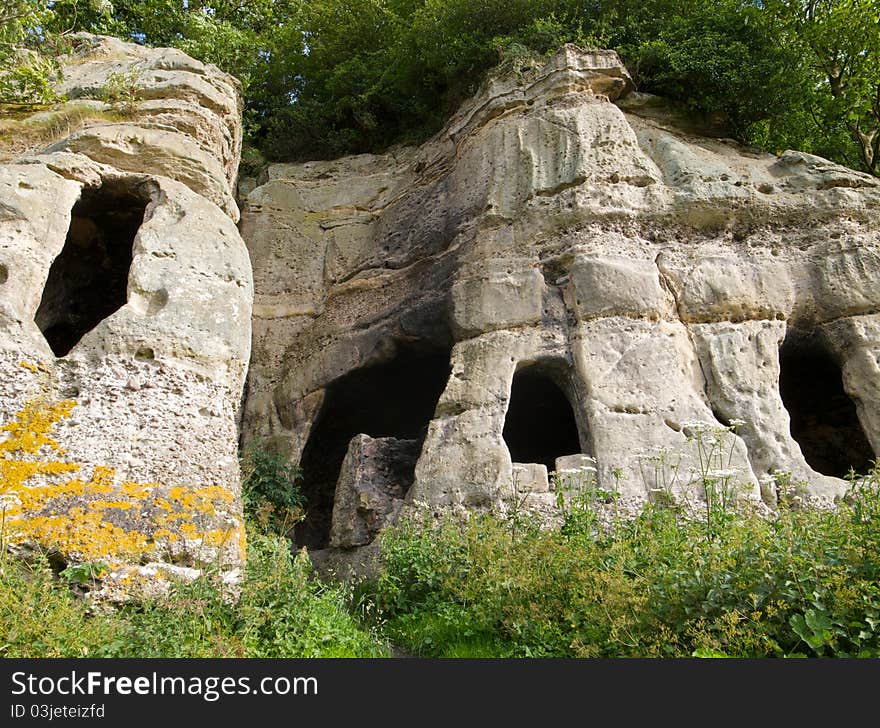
[804,608,833,634]
[692,647,730,658]
[790,613,826,650]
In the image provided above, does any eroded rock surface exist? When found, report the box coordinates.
[241,45,880,556]
[329,435,420,549]
[0,35,251,598]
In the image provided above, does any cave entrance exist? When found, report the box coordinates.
[35,183,148,356]
[503,362,584,473]
[778,330,874,478]
[295,343,452,549]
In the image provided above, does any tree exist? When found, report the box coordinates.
[3,0,877,172]
[764,0,880,174]
[0,0,59,104]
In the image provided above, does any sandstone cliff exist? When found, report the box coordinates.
[3,38,879,582]
[240,45,880,557]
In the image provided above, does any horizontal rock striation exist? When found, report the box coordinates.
[241,45,880,557]
[0,35,252,597]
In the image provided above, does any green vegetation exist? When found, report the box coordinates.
[8,0,873,175]
[0,431,382,658]
[368,470,880,657]
[2,430,880,658]
[0,103,126,161]
[240,440,306,536]
[0,1,63,105]
[0,531,388,657]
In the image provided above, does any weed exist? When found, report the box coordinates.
[239,440,305,536]
[101,66,142,115]
[370,464,880,657]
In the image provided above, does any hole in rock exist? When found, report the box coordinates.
[503,363,583,473]
[295,343,452,550]
[35,183,148,356]
[778,330,874,478]
[711,407,731,429]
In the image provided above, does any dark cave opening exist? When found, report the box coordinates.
[778,331,874,478]
[35,184,148,357]
[503,364,583,472]
[295,344,452,550]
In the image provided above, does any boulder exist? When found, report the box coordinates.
[329,435,421,549]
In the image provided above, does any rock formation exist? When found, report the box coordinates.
[3,37,880,581]
[240,45,880,559]
[0,35,252,597]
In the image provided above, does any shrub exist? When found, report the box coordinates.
[0,529,388,658]
[101,67,142,116]
[239,441,305,536]
[370,469,880,658]
[0,554,120,657]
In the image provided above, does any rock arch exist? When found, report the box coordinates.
[295,342,452,549]
[503,359,587,474]
[778,329,875,478]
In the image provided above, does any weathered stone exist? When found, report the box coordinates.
[240,43,880,562]
[0,35,251,597]
[564,254,671,321]
[553,455,599,493]
[452,265,544,338]
[512,463,550,494]
[329,435,421,549]
[7,35,879,581]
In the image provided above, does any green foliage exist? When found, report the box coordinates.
[235,534,387,657]
[101,66,142,115]
[0,556,119,657]
[761,0,880,173]
[614,0,808,138]
[9,0,877,174]
[108,532,387,658]
[0,1,61,105]
[369,469,880,658]
[0,55,61,106]
[59,561,109,585]
[0,529,387,657]
[240,440,305,535]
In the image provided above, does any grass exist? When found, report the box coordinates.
[0,529,389,658]
[2,421,880,659]
[0,103,128,162]
[365,466,880,658]
[3,473,880,658]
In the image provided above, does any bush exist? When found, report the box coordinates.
[0,554,120,657]
[239,441,305,536]
[0,530,388,658]
[369,470,880,658]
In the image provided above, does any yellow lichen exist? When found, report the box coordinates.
[0,395,243,572]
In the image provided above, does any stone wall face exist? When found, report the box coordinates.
[240,45,880,555]
[5,36,878,581]
[0,35,252,597]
